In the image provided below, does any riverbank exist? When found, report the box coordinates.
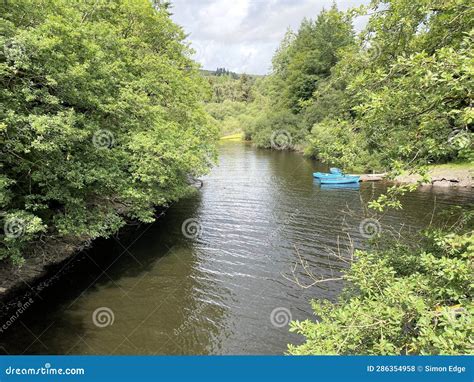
[0,235,92,308]
[395,163,473,188]
[354,164,473,187]
[233,137,473,188]
[0,205,169,308]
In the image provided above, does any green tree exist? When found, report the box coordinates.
[0,0,217,263]
[305,0,473,171]
[246,4,355,149]
[273,5,354,112]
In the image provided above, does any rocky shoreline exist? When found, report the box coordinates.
[354,167,473,188]
[395,167,473,188]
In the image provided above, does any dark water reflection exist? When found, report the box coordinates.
[1,142,472,355]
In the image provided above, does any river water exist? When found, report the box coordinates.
[1,142,472,355]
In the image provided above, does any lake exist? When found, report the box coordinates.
[1,141,472,355]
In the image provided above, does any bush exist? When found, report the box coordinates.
[288,217,473,355]
[305,119,383,172]
[251,110,303,150]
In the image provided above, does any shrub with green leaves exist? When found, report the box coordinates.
[0,0,217,263]
[304,119,383,173]
[289,219,473,355]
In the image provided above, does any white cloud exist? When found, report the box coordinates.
[197,0,250,39]
[171,0,369,75]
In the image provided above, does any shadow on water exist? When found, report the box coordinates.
[1,194,230,355]
[1,141,472,355]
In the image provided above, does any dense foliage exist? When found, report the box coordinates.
[243,5,356,150]
[245,0,473,171]
[203,72,263,136]
[289,209,473,355]
[1,0,217,263]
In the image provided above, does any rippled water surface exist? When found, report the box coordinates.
[1,142,472,354]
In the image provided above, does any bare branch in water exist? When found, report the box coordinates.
[281,245,350,289]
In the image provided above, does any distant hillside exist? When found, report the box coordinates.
[200,68,264,80]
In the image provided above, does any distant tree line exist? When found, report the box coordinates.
[213,67,239,79]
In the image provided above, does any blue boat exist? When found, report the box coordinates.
[313,172,341,179]
[319,175,360,184]
[313,172,360,184]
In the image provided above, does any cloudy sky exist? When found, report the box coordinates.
[170,0,369,75]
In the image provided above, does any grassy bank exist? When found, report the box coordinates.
[220,133,243,141]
